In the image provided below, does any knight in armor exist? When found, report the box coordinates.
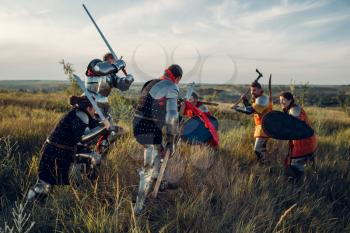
[27,96,106,201]
[233,81,272,163]
[189,92,210,115]
[279,92,317,179]
[85,52,134,154]
[132,64,183,214]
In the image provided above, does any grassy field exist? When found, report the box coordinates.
[1,80,350,106]
[0,90,350,232]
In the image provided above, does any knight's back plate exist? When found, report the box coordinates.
[262,111,314,140]
[180,115,219,144]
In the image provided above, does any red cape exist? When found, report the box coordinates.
[183,100,219,148]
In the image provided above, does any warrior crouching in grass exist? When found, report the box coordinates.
[279,92,317,179]
[27,95,106,201]
[233,81,272,163]
[132,64,183,214]
[189,92,210,115]
[181,92,219,148]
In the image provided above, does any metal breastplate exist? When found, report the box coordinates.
[135,79,166,121]
[85,75,112,98]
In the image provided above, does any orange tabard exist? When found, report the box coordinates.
[252,95,272,138]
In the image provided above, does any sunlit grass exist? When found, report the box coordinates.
[0,91,349,232]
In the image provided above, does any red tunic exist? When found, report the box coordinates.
[289,106,317,158]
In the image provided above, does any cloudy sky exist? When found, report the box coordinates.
[0,0,349,84]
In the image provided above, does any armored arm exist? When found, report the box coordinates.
[233,98,254,115]
[165,86,179,146]
[165,98,179,139]
[88,59,126,76]
[234,106,254,115]
[80,125,106,143]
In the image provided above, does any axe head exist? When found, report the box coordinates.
[256,69,263,78]
[254,68,263,83]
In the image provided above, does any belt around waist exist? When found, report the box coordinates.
[134,113,163,122]
[46,139,77,152]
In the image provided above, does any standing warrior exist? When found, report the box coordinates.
[279,92,317,178]
[27,96,103,200]
[132,64,183,214]
[233,81,272,162]
[85,53,134,154]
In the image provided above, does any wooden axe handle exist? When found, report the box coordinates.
[201,101,219,106]
[232,89,250,107]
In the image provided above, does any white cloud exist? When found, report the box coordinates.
[0,0,349,84]
[303,13,350,27]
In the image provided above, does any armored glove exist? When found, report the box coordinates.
[114,59,126,71]
[125,74,134,85]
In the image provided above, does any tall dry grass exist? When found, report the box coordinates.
[0,91,349,232]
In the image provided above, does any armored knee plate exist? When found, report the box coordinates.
[27,179,51,201]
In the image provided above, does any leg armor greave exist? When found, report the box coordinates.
[254,138,268,162]
[290,158,306,174]
[134,145,161,214]
[143,145,161,179]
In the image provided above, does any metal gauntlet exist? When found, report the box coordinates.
[112,74,134,91]
[234,105,254,115]
[114,59,126,71]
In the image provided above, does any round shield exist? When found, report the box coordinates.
[262,111,314,140]
[180,115,219,144]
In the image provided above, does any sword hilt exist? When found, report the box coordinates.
[122,68,128,76]
[119,56,128,76]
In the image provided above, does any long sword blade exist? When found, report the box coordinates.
[82,4,119,60]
